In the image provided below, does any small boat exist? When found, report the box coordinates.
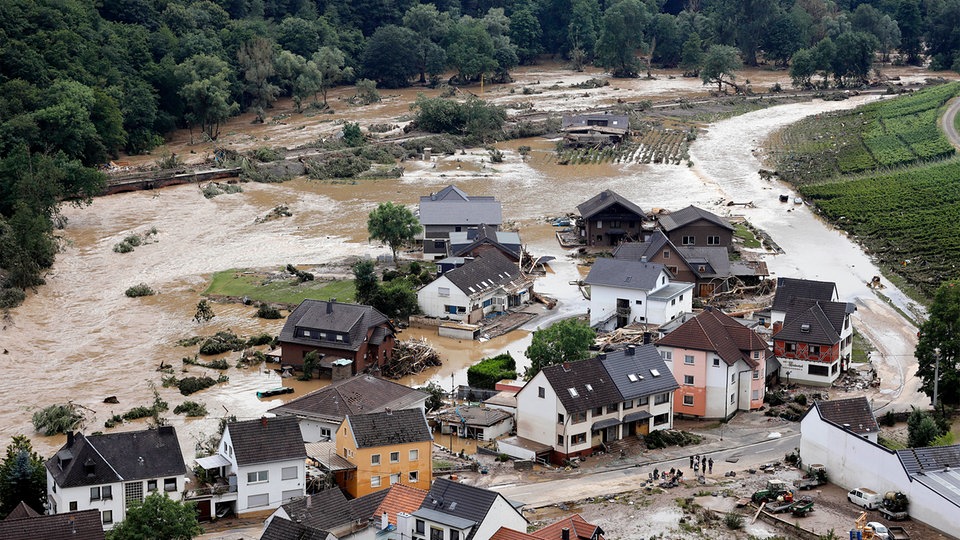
[257,387,294,398]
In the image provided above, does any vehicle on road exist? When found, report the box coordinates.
[752,479,793,505]
[866,521,890,540]
[848,487,882,510]
[878,491,909,521]
[793,464,827,490]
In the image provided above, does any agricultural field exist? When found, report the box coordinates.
[556,125,692,165]
[800,159,960,295]
[770,82,960,184]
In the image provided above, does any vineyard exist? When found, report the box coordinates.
[800,159,960,295]
[769,82,960,184]
[556,125,692,165]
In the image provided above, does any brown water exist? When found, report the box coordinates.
[6,62,951,459]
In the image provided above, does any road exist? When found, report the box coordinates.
[939,95,960,149]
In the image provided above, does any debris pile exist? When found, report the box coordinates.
[381,338,442,378]
[595,326,650,350]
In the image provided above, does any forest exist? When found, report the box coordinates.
[3,0,960,306]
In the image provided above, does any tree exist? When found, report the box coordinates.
[106,491,202,540]
[524,319,596,380]
[419,382,446,412]
[831,31,878,86]
[370,278,419,318]
[790,48,816,87]
[510,8,543,65]
[915,280,960,405]
[353,259,379,305]
[895,0,923,65]
[238,37,279,122]
[594,0,652,78]
[194,299,215,323]
[567,0,602,59]
[361,25,420,88]
[907,407,944,447]
[446,17,498,83]
[314,47,354,106]
[0,436,46,518]
[679,32,704,76]
[175,55,239,141]
[367,202,422,264]
[761,11,804,67]
[700,44,742,92]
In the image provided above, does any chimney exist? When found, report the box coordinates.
[397,513,412,537]
[642,332,652,345]
[67,431,75,447]
[327,301,335,313]
[381,511,389,530]
[627,345,636,356]
[772,321,783,334]
[385,408,393,415]
[261,417,268,427]
[306,495,312,508]
[600,191,608,200]
[562,528,571,540]
[562,362,570,372]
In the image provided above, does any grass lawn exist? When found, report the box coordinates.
[850,329,873,364]
[204,269,356,305]
[733,223,762,249]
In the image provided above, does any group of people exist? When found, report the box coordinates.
[647,455,716,486]
[690,454,714,474]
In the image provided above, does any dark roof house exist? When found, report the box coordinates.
[657,206,735,250]
[776,298,854,345]
[532,513,605,540]
[0,510,105,540]
[270,487,386,537]
[450,223,523,261]
[771,277,838,314]
[599,344,681,400]
[260,517,331,540]
[416,477,525,539]
[577,190,646,248]
[658,205,734,233]
[541,358,623,415]
[577,190,645,222]
[443,252,528,296]
[583,259,668,291]
[344,408,432,448]
[810,396,879,437]
[226,416,307,467]
[269,374,427,425]
[419,185,503,227]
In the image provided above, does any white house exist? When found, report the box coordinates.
[584,258,693,330]
[417,252,533,323]
[190,416,306,517]
[45,426,187,531]
[402,478,526,540]
[769,277,838,326]
[799,398,960,536]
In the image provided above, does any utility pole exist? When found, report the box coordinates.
[933,348,940,408]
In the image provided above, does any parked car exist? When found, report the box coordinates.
[848,487,882,510]
[866,522,890,540]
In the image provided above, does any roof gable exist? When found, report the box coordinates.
[776,299,850,345]
[541,357,623,414]
[345,408,432,449]
[420,477,512,526]
[280,300,392,352]
[0,510,105,540]
[374,484,429,526]
[576,190,646,220]
[599,344,680,399]
[451,224,522,259]
[442,252,526,295]
[772,277,838,312]
[261,518,330,540]
[419,186,503,226]
[813,397,879,436]
[658,205,734,232]
[532,514,605,540]
[657,309,766,367]
[270,375,427,422]
[612,231,672,262]
[281,489,355,532]
[226,416,306,467]
[584,258,667,291]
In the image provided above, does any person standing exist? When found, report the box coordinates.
[708,457,714,474]
[689,455,694,468]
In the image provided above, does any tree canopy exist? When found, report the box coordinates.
[367,202,422,264]
[915,280,960,406]
[524,318,596,380]
[106,491,202,540]
[0,436,46,519]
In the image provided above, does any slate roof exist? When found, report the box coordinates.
[280,489,354,532]
[658,205,733,232]
[350,488,391,521]
[260,517,330,540]
[613,232,733,279]
[532,513,605,540]
[897,445,960,474]
[419,185,503,226]
[46,427,186,489]
[373,484,429,526]
[656,308,767,368]
[226,416,306,467]
[345,408,432,449]
[4,502,40,520]
[442,252,528,296]
[270,375,427,423]
[280,300,392,352]
[0,510,105,540]
[771,277,837,313]
[420,477,518,528]
[576,190,646,220]
[541,357,623,414]
[776,298,851,345]
[812,397,879,436]
[438,405,513,427]
[584,258,667,291]
[450,224,523,259]
[599,344,680,400]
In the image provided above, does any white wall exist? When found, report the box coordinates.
[515,373,559,450]
[235,458,305,513]
[471,496,527,540]
[418,276,470,320]
[589,285,650,327]
[779,357,841,386]
[298,418,339,443]
[47,472,186,530]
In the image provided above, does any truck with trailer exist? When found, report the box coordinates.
[878,491,909,521]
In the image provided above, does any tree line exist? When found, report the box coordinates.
[4,0,960,306]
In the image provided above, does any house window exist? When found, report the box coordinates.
[662,351,673,361]
[282,489,302,503]
[707,236,721,245]
[431,527,444,540]
[753,351,761,359]
[593,406,603,416]
[147,479,157,492]
[698,265,706,272]
[409,471,419,483]
[752,390,760,400]
[682,235,695,245]
[125,481,143,506]
[683,375,694,385]
[282,466,298,481]
[247,471,268,484]
[538,387,545,398]
[680,294,684,301]
[416,520,426,535]
[730,393,735,404]
[69,501,78,512]
[390,473,400,485]
[623,399,634,410]
[571,433,587,445]
[663,250,670,259]
[434,241,445,249]
[596,220,602,229]
[335,334,344,342]
[809,345,821,355]
[455,226,462,232]
[753,370,760,380]
[638,396,649,406]
[808,364,829,376]
[731,373,736,383]
[102,510,113,525]
[409,449,419,461]
[248,494,269,508]
[390,451,400,463]
[320,427,332,441]
[371,454,381,466]
[371,476,381,488]
[558,434,564,445]
[832,363,839,374]
[654,413,670,426]
[319,332,327,339]
[303,330,311,337]
[671,298,676,306]
[451,530,461,540]
[667,266,678,274]
[635,299,643,305]
[655,393,669,405]
[713,358,720,367]
[558,413,565,424]
[684,355,695,365]
[607,404,618,414]
[90,485,112,501]
[438,287,450,297]
[164,477,177,492]
[683,395,694,406]
[91,486,101,501]
[785,343,797,353]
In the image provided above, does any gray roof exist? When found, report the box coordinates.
[648,282,693,300]
[441,252,528,296]
[413,507,477,530]
[450,224,522,259]
[562,114,630,129]
[260,518,330,540]
[227,416,306,467]
[541,357,623,415]
[420,477,519,528]
[772,277,838,313]
[270,375,427,423]
[280,300,392,352]
[419,186,502,226]
[658,205,734,232]
[0,510,105,540]
[612,232,671,262]
[678,246,731,278]
[776,298,851,345]
[576,190,646,220]
[46,427,186,489]
[600,344,680,400]
[280,490,355,532]
[438,406,513,427]
[897,446,960,509]
[345,408,432,449]
[584,258,667,291]
[812,397,879,435]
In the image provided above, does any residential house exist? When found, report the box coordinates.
[372,484,429,539]
[45,426,187,531]
[576,190,646,247]
[269,374,428,444]
[265,486,390,540]
[335,408,433,498]
[531,514,605,540]
[0,509,105,540]
[191,416,306,517]
[437,405,514,441]
[655,308,768,419]
[615,231,739,297]
[419,185,503,260]
[278,299,396,374]
[583,258,693,329]
[656,205,735,250]
[260,517,334,540]
[399,477,527,540]
[799,399,959,536]
[417,252,534,323]
[769,277,838,326]
[773,297,855,386]
[449,223,523,262]
[514,345,677,464]
[561,114,629,147]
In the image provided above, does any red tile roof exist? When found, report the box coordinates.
[491,526,541,540]
[657,309,767,368]
[532,514,604,540]
[373,484,429,526]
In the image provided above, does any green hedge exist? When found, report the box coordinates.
[467,354,517,390]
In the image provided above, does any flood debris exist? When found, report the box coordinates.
[381,338,442,378]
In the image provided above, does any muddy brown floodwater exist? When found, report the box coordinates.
[5,62,954,461]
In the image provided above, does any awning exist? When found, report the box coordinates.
[195,454,231,469]
[592,418,620,430]
[622,411,653,423]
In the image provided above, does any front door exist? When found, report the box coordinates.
[605,425,619,442]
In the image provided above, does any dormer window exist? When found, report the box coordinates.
[568,388,579,397]
[800,324,811,333]
[336,334,344,342]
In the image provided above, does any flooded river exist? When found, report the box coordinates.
[4,64,944,459]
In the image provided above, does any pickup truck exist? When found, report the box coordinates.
[887,526,910,540]
[793,464,827,490]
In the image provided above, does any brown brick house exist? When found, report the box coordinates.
[576,190,647,248]
[657,205,735,250]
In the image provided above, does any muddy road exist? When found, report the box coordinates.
[4,63,945,459]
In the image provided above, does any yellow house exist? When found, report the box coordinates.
[335,408,434,498]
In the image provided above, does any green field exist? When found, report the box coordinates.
[771,83,959,184]
[204,269,356,305]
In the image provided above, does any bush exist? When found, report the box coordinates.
[467,354,517,389]
[32,403,84,435]
[174,401,208,416]
[198,331,246,355]
[723,512,744,530]
[0,287,26,308]
[643,429,702,450]
[794,393,807,406]
[125,283,156,297]
[412,95,506,143]
[246,333,274,347]
[177,376,218,396]
[285,264,314,282]
[342,122,364,147]
[122,406,156,421]
[113,241,135,253]
[256,304,282,319]
[249,147,284,162]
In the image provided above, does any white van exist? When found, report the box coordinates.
[848,487,882,510]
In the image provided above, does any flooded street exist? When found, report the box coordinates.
[4,64,943,458]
